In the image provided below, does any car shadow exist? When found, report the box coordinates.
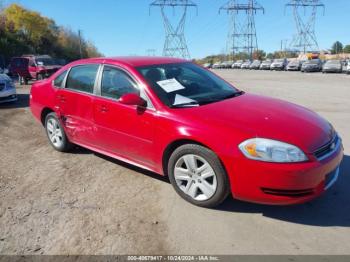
[216,154,350,227]
[0,94,29,109]
[70,146,171,184]
[70,146,349,227]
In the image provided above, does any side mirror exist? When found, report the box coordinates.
[119,93,147,107]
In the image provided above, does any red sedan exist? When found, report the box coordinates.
[30,57,343,207]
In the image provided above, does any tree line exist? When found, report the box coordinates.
[0,3,102,65]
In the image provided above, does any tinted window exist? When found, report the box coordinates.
[66,65,99,93]
[101,66,139,100]
[53,70,67,88]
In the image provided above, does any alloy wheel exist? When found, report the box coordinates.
[46,118,64,148]
[174,154,217,201]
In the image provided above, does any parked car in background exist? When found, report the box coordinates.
[202,63,212,69]
[286,60,302,71]
[301,59,323,72]
[10,55,62,84]
[212,62,221,69]
[346,61,350,75]
[241,60,251,69]
[221,61,234,69]
[30,57,343,207]
[270,58,288,71]
[322,60,343,73]
[260,59,272,70]
[249,60,261,70]
[0,73,17,103]
[233,60,243,69]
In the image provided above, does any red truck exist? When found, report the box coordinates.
[10,55,62,85]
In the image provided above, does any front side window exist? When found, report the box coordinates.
[65,64,99,94]
[101,66,139,100]
[137,62,240,108]
[53,70,67,88]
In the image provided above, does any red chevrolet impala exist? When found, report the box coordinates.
[30,57,343,207]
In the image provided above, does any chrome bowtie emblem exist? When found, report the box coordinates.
[330,143,336,150]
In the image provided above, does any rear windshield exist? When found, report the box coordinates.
[11,58,29,68]
[36,57,55,66]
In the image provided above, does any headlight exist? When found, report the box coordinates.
[239,138,308,163]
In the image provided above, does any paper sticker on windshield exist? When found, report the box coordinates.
[157,78,185,93]
[173,94,198,106]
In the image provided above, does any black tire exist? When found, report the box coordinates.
[45,112,73,152]
[37,74,44,80]
[167,144,230,208]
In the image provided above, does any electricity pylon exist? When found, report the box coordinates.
[150,0,197,59]
[220,0,264,60]
[285,0,325,53]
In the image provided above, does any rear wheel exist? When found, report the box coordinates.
[168,144,230,208]
[45,112,72,152]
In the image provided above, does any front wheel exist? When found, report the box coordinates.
[168,144,230,208]
[45,112,73,152]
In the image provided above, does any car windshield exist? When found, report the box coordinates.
[289,61,299,64]
[305,60,319,64]
[36,57,55,66]
[137,62,241,108]
[274,59,284,62]
[326,60,340,64]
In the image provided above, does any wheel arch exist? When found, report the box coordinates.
[40,107,54,126]
[162,139,224,177]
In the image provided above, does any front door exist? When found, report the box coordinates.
[93,65,156,166]
[55,64,100,146]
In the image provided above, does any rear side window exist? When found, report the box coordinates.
[65,64,99,94]
[53,70,67,88]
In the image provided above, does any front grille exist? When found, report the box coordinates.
[314,135,339,160]
[261,188,314,197]
[0,83,5,91]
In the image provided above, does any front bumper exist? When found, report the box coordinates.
[287,67,300,71]
[271,65,284,70]
[227,140,344,205]
[0,89,17,103]
[323,68,342,73]
[302,67,320,72]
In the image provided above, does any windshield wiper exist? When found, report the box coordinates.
[170,101,199,108]
[200,91,245,105]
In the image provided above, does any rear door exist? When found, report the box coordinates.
[93,65,156,166]
[55,64,100,146]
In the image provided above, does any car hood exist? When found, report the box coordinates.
[175,93,333,153]
[0,74,11,82]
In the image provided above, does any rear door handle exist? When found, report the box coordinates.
[100,105,109,113]
[57,95,66,102]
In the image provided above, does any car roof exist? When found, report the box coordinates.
[70,56,189,67]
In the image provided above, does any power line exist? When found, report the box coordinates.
[150,0,197,59]
[219,0,264,60]
[285,0,325,53]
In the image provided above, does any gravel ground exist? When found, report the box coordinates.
[0,70,349,255]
